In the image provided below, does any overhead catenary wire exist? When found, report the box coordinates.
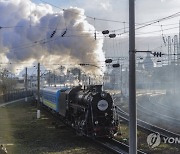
[115,11,180,36]
[0,25,178,53]
[1,21,179,34]
[1,56,178,77]
[1,16,180,39]
[1,0,180,36]
[39,0,129,24]
[1,1,180,67]
[135,25,180,36]
[39,0,180,30]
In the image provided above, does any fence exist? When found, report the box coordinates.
[0,89,33,103]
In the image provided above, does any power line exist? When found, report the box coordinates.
[136,12,180,30]
[1,9,180,57]
[136,26,179,36]
[39,0,128,24]
[38,0,180,32]
[1,14,180,37]
[114,11,180,36]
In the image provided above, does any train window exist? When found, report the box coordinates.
[60,89,67,92]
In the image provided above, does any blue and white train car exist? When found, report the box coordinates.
[41,87,68,112]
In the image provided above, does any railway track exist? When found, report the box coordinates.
[116,106,180,138]
[93,138,129,154]
[142,96,180,121]
[41,106,132,154]
[43,104,147,154]
[94,138,146,154]
[136,95,180,134]
[137,103,180,125]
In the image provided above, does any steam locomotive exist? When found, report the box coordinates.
[40,85,119,137]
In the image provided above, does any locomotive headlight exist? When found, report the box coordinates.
[97,100,108,111]
[101,92,107,98]
[95,121,98,124]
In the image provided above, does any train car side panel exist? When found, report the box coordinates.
[42,90,58,111]
[56,90,60,112]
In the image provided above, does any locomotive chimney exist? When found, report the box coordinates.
[87,85,102,92]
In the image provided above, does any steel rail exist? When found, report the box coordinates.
[116,106,180,138]
[93,138,146,154]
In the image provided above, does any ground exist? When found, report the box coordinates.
[116,121,180,154]
[0,100,111,154]
[115,95,180,153]
[1,99,179,154]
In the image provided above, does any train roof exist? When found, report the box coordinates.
[41,86,69,93]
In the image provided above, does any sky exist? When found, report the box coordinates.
[32,0,180,31]
[32,0,180,55]
[1,0,180,76]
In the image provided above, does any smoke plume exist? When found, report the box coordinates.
[0,0,105,74]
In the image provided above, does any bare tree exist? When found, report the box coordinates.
[0,69,17,95]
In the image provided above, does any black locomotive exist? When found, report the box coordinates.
[40,85,119,137]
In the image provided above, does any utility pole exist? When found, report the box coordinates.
[25,67,27,91]
[173,35,178,94]
[53,71,56,87]
[89,76,91,85]
[48,70,50,87]
[174,35,178,63]
[25,67,28,102]
[78,69,81,83]
[179,20,180,62]
[120,64,123,94]
[37,63,40,118]
[129,0,137,153]
[168,36,171,65]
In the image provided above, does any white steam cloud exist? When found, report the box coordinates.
[0,0,105,74]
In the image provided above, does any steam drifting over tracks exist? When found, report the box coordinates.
[137,95,180,134]
[116,106,180,139]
